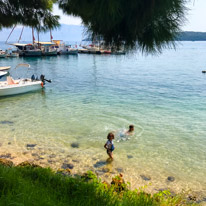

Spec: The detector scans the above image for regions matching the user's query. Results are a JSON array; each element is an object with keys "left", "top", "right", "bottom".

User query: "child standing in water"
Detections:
[{"left": 104, "top": 132, "right": 115, "bottom": 159}]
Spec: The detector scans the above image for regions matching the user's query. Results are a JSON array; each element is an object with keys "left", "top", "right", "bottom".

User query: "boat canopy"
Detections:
[
  {"left": 34, "top": 41, "right": 55, "bottom": 46},
  {"left": 11, "top": 43, "right": 27, "bottom": 47}
]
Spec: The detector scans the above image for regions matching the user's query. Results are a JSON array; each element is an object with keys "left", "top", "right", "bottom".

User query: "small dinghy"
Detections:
[{"left": 0, "top": 63, "right": 51, "bottom": 97}]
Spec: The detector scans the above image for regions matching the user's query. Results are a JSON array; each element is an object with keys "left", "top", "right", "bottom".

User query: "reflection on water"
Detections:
[{"left": 0, "top": 42, "right": 206, "bottom": 198}]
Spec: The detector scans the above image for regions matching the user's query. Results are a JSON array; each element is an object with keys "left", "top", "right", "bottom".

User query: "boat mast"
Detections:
[
  {"left": 32, "top": 27, "right": 35, "bottom": 44},
  {"left": 50, "top": 30, "right": 53, "bottom": 42},
  {"left": 18, "top": 26, "right": 24, "bottom": 43},
  {"left": 5, "top": 25, "right": 16, "bottom": 44}
]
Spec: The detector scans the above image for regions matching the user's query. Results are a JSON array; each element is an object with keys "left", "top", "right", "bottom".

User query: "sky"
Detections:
[{"left": 53, "top": 1, "right": 206, "bottom": 32}]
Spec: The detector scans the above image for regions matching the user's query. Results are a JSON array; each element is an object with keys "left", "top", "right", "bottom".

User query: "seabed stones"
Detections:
[
  {"left": 127, "top": 155, "right": 133, "bottom": 159},
  {"left": 167, "top": 176, "right": 175, "bottom": 182},
  {"left": 26, "top": 144, "right": 37, "bottom": 149},
  {"left": 0, "top": 120, "right": 14, "bottom": 125},
  {"left": 140, "top": 175, "right": 151, "bottom": 181},
  {"left": 61, "top": 163, "right": 74, "bottom": 169},
  {"left": 71, "top": 143, "right": 79, "bottom": 148}
]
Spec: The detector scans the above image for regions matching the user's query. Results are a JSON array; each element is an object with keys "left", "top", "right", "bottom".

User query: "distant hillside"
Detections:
[
  {"left": 1, "top": 25, "right": 206, "bottom": 42},
  {"left": 0, "top": 24, "right": 84, "bottom": 42},
  {"left": 177, "top": 31, "right": 206, "bottom": 41}
]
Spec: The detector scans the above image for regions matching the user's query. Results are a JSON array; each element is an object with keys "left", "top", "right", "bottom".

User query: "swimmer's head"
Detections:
[
  {"left": 107, "top": 132, "right": 114, "bottom": 140},
  {"left": 128, "top": 125, "right": 134, "bottom": 132}
]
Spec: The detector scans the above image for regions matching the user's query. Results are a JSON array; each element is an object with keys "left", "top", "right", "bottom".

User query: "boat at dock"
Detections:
[
  {"left": 35, "top": 41, "right": 57, "bottom": 56},
  {"left": 0, "top": 49, "right": 7, "bottom": 58},
  {"left": 52, "top": 40, "right": 78, "bottom": 55},
  {"left": 11, "top": 43, "right": 42, "bottom": 57},
  {"left": 6, "top": 48, "right": 19, "bottom": 57},
  {"left": 0, "top": 63, "right": 51, "bottom": 97}
]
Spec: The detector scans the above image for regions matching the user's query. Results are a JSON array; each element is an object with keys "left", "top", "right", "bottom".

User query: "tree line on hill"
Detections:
[{"left": 177, "top": 32, "right": 206, "bottom": 41}]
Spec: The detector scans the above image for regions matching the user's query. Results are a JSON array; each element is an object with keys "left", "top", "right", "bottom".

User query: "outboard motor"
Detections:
[
  {"left": 31, "top": 74, "right": 35, "bottom": 81},
  {"left": 40, "top": 74, "right": 52, "bottom": 85}
]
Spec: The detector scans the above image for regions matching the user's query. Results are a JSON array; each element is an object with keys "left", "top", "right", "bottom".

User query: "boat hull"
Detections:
[
  {"left": 0, "top": 81, "right": 42, "bottom": 97},
  {"left": 0, "top": 54, "right": 6, "bottom": 58},
  {"left": 60, "top": 50, "right": 78, "bottom": 55},
  {"left": 43, "top": 51, "right": 57, "bottom": 56},
  {"left": 24, "top": 51, "right": 42, "bottom": 57}
]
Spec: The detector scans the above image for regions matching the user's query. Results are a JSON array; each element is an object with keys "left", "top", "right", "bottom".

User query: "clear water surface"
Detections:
[{"left": 0, "top": 41, "right": 205, "bottom": 196}]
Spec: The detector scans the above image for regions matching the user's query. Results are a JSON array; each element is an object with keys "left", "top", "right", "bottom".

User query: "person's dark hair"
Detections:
[
  {"left": 107, "top": 132, "right": 114, "bottom": 140},
  {"left": 129, "top": 125, "right": 134, "bottom": 129}
]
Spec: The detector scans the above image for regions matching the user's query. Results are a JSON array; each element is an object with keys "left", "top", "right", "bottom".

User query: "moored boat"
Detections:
[
  {"left": 0, "top": 71, "right": 8, "bottom": 79},
  {"left": 0, "top": 63, "right": 51, "bottom": 97},
  {"left": 11, "top": 43, "right": 42, "bottom": 57},
  {"left": 0, "top": 66, "right": 11, "bottom": 71},
  {"left": 6, "top": 48, "right": 19, "bottom": 57},
  {"left": 35, "top": 41, "right": 57, "bottom": 56},
  {"left": 0, "top": 49, "right": 7, "bottom": 58},
  {"left": 52, "top": 40, "right": 78, "bottom": 55}
]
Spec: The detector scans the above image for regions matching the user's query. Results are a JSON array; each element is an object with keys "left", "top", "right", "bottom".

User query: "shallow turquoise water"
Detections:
[{"left": 0, "top": 42, "right": 206, "bottom": 195}]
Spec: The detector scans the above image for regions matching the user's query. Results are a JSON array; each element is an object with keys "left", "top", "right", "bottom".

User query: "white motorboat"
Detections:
[
  {"left": 0, "top": 49, "right": 7, "bottom": 58},
  {"left": 0, "top": 66, "right": 11, "bottom": 71},
  {"left": 0, "top": 63, "right": 51, "bottom": 97},
  {"left": 52, "top": 40, "right": 78, "bottom": 55},
  {"left": 0, "top": 71, "right": 8, "bottom": 79},
  {"left": 6, "top": 48, "right": 19, "bottom": 57}
]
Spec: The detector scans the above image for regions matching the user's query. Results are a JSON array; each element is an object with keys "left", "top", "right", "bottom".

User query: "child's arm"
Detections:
[{"left": 104, "top": 143, "right": 107, "bottom": 149}]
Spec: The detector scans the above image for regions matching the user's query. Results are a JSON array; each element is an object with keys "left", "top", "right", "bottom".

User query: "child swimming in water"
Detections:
[
  {"left": 126, "top": 125, "right": 134, "bottom": 135},
  {"left": 104, "top": 132, "right": 115, "bottom": 159}
]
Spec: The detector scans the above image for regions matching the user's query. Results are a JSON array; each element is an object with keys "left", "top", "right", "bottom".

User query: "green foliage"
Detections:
[
  {"left": 0, "top": 165, "right": 197, "bottom": 206},
  {"left": 59, "top": 0, "right": 188, "bottom": 52},
  {"left": 0, "top": 0, "right": 59, "bottom": 30}
]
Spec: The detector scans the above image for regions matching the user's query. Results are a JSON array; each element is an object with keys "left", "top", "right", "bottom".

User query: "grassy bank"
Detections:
[{"left": 0, "top": 163, "right": 195, "bottom": 206}]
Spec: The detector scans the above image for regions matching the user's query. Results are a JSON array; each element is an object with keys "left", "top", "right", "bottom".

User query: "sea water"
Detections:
[{"left": 0, "top": 41, "right": 205, "bottom": 197}]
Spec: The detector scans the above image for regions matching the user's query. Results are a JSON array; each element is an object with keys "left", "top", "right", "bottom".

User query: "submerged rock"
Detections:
[
  {"left": 0, "top": 158, "right": 13, "bottom": 167},
  {"left": 71, "top": 143, "right": 79, "bottom": 148},
  {"left": 47, "top": 159, "right": 55, "bottom": 164},
  {"left": 0, "top": 153, "right": 12, "bottom": 159},
  {"left": 0, "top": 143, "right": 2, "bottom": 147},
  {"left": 167, "top": 176, "right": 175, "bottom": 182},
  {"left": 8, "top": 142, "right": 11, "bottom": 145},
  {"left": 61, "top": 163, "right": 74, "bottom": 169},
  {"left": 127, "top": 155, "right": 133, "bottom": 159},
  {"left": 140, "top": 175, "right": 151, "bottom": 181},
  {"left": 102, "top": 168, "right": 110, "bottom": 173},
  {"left": 72, "top": 159, "right": 79, "bottom": 163},
  {"left": 26, "top": 144, "right": 37, "bottom": 148},
  {"left": 0, "top": 121, "right": 14, "bottom": 125},
  {"left": 31, "top": 153, "right": 39, "bottom": 157},
  {"left": 49, "top": 154, "right": 56, "bottom": 158},
  {"left": 116, "top": 168, "right": 124, "bottom": 173},
  {"left": 94, "top": 161, "right": 107, "bottom": 168}
]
